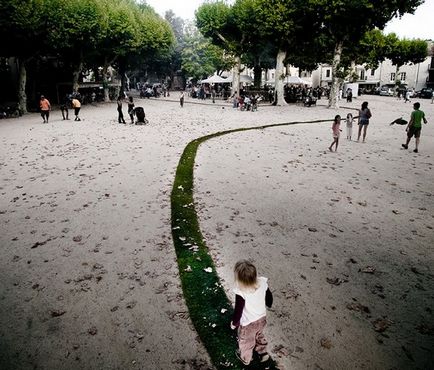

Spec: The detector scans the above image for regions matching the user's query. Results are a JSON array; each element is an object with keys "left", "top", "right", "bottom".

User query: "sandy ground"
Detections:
[{"left": 0, "top": 94, "right": 433, "bottom": 370}]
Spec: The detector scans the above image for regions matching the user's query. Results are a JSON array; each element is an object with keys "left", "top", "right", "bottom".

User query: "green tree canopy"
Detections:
[{"left": 181, "top": 26, "right": 232, "bottom": 81}]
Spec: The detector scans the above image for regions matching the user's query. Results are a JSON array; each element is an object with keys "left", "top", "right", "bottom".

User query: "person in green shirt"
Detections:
[{"left": 402, "top": 102, "right": 428, "bottom": 153}]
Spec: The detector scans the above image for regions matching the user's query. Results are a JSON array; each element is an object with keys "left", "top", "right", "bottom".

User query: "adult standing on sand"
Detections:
[
  {"left": 180, "top": 91, "right": 185, "bottom": 108},
  {"left": 60, "top": 94, "right": 70, "bottom": 120},
  {"left": 357, "top": 101, "right": 372, "bottom": 142},
  {"left": 39, "top": 95, "right": 51, "bottom": 123},
  {"left": 402, "top": 102, "right": 428, "bottom": 153},
  {"left": 116, "top": 96, "right": 126, "bottom": 124},
  {"left": 71, "top": 97, "right": 81, "bottom": 121}
]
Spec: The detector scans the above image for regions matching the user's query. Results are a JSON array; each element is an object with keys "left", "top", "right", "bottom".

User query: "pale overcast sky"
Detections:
[{"left": 145, "top": 0, "right": 433, "bottom": 40}]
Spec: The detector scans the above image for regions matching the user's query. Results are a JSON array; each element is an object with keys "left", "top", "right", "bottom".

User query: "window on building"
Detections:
[
  {"left": 400, "top": 72, "right": 406, "bottom": 81},
  {"left": 390, "top": 73, "right": 395, "bottom": 81},
  {"left": 360, "top": 70, "right": 365, "bottom": 80},
  {"left": 371, "top": 69, "right": 375, "bottom": 76},
  {"left": 326, "top": 69, "right": 331, "bottom": 78}
]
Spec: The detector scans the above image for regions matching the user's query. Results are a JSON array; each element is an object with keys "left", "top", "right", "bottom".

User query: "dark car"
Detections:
[{"left": 419, "top": 88, "right": 433, "bottom": 99}]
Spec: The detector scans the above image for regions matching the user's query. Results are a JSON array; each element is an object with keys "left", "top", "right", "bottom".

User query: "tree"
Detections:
[
  {"left": 317, "top": 0, "right": 424, "bottom": 109},
  {"left": 384, "top": 35, "right": 428, "bottom": 85},
  {"left": 132, "top": 4, "right": 175, "bottom": 88},
  {"left": 0, "top": 0, "right": 48, "bottom": 113},
  {"left": 164, "top": 10, "right": 185, "bottom": 84},
  {"left": 257, "top": 0, "right": 324, "bottom": 105},
  {"left": 45, "top": 0, "right": 103, "bottom": 92},
  {"left": 181, "top": 27, "right": 232, "bottom": 81},
  {"left": 196, "top": 1, "right": 242, "bottom": 95},
  {"left": 94, "top": 0, "right": 142, "bottom": 101}
]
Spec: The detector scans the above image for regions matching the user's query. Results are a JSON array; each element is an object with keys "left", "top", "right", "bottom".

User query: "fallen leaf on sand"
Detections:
[
  {"left": 360, "top": 266, "right": 375, "bottom": 274},
  {"left": 346, "top": 302, "right": 370, "bottom": 314},
  {"left": 308, "top": 227, "right": 318, "bottom": 232},
  {"left": 410, "top": 267, "right": 423, "bottom": 275},
  {"left": 31, "top": 240, "right": 49, "bottom": 249},
  {"left": 372, "top": 318, "right": 393, "bottom": 332},
  {"left": 272, "top": 344, "right": 291, "bottom": 357},
  {"left": 88, "top": 327, "right": 98, "bottom": 335},
  {"left": 72, "top": 235, "right": 82, "bottom": 242},
  {"left": 50, "top": 309, "right": 66, "bottom": 317},
  {"left": 320, "top": 338, "right": 333, "bottom": 349},
  {"left": 326, "top": 277, "right": 344, "bottom": 286}
]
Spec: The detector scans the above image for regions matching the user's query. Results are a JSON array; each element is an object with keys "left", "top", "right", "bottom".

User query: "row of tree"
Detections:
[
  {"left": 0, "top": 0, "right": 429, "bottom": 113},
  {"left": 195, "top": 0, "right": 429, "bottom": 108},
  {"left": 0, "top": 0, "right": 175, "bottom": 113}
]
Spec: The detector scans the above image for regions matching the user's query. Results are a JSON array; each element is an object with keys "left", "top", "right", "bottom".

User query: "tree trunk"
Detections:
[
  {"left": 350, "top": 60, "right": 356, "bottom": 82},
  {"left": 328, "top": 41, "right": 343, "bottom": 109},
  {"left": 253, "top": 57, "right": 262, "bottom": 89},
  {"left": 17, "top": 58, "right": 27, "bottom": 115},
  {"left": 103, "top": 59, "right": 110, "bottom": 102},
  {"left": 119, "top": 59, "right": 126, "bottom": 96},
  {"left": 395, "top": 65, "right": 400, "bottom": 87},
  {"left": 275, "top": 49, "right": 287, "bottom": 106},
  {"left": 231, "top": 56, "right": 241, "bottom": 97},
  {"left": 72, "top": 50, "right": 83, "bottom": 93}
]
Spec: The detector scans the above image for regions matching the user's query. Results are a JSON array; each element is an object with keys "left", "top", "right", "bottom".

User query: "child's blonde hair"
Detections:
[{"left": 234, "top": 260, "right": 257, "bottom": 287}]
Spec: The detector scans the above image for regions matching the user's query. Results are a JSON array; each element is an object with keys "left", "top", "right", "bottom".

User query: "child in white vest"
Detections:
[{"left": 230, "top": 260, "right": 273, "bottom": 365}]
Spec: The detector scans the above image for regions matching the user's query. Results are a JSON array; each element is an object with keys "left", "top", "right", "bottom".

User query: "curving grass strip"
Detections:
[{"left": 171, "top": 118, "right": 333, "bottom": 369}]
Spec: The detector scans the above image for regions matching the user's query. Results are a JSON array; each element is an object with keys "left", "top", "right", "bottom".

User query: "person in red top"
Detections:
[{"left": 39, "top": 95, "right": 51, "bottom": 123}]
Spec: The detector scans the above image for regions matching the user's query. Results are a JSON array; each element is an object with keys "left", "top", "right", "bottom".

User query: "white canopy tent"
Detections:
[
  {"left": 200, "top": 75, "right": 229, "bottom": 84},
  {"left": 226, "top": 74, "right": 254, "bottom": 83},
  {"left": 265, "top": 76, "right": 311, "bottom": 85}
]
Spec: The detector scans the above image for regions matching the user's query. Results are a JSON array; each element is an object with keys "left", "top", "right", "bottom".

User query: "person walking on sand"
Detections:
[
  {"left": 357, "top": 101, "right": 372, "bottom": 142},
  {"left": 71, "top": 97, "right": 81, "bottom": 121},
  {"left": 60, "top": 94, "right": 70, "bottom": 120},
  {"left": 404, "top": 89, "right": 411, "bottom": 103},
  {"left": 329, "top": 115, "right": 341, "bottom": 152},
  {"left": 230, "top": 260, "right": 273, "bottom": 366},
  {"left": 39, "top": 95, "right": 51, "bottom": 123},
  {"left": 402, "top": 102, "right": 428, "bottom": 153},
  {"left": 180, "top": 91, "right": 185, "bottom": 107},
  {"left": 346, "top": 113, "right": 354, "bottom": 140},
  {"left": 117, "top": 96, "right": 126, "bottom": 124},
  {"left": 127, "top": 96, "right": 135, "bottom": 124}
]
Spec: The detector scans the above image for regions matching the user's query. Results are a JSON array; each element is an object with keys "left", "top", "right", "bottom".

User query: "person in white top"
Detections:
[{"left": 230, "top": 260, "right": 273, "bottom": 365}]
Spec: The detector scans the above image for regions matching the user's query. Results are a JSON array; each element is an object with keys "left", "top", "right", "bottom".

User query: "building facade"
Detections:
[
  {"left": 258, "top": 40, "right": 434, "bottom": 92},
  {"left": 311, "top": 56, "right": 432, "bottom": 91}
]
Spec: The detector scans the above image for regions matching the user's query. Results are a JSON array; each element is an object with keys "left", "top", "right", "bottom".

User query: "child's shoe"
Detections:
[
  {"left": 235, "top": 350, "right": 250, "bottom": 366},
  {"left": 413, "top": 148, "right": 418, "bottom": 153},
  {"left": 259, "top": 352, "right": 270, "bottom": 362},
  {"left": 402, "top": 144, "right": 408, "bottom": 149}
]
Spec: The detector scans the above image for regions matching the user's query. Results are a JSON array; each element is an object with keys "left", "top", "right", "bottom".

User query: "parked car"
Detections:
[
  {"left": 419, "top": 87, "right": 433, "bottom": 99},
  {"left": 379, "top": 86, "right": 394, "bottom": 96}
]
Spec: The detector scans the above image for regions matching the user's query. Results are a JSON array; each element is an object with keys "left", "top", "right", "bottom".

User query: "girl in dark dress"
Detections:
[{"left": 127, "top": 96, "right": 135, "bottom": 124}]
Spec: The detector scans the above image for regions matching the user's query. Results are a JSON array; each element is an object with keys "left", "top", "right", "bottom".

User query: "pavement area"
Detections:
[{"left": 1, "top": 93, "right": 433, "bottom": 369}]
